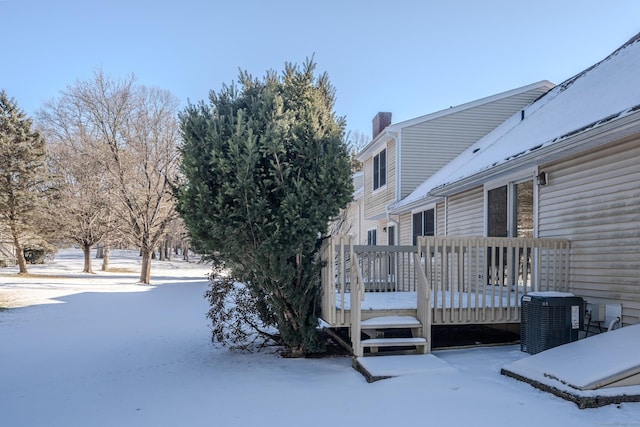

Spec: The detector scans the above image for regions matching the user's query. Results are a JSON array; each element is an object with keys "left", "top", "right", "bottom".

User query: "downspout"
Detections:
[
  {"left": 444, "top": 196, "right": 449, "bottom": 235},
  {"left": 391, "top": 130, "right": 401, "bottom": 203},
  {"left": 385, "top": 210, "right": 400, "bottom": 244},
  {"left": 389, "top": 130, "right": 401, "bottom": 244},
  {"left": 534, "top": 168, "right": 541, "bottom": 238}
]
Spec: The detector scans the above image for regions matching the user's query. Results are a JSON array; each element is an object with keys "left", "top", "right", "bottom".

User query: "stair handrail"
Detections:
[
  {"left": 414, "top": 251, "right": 432, "bottom": 354},
  {"left": 349, "top": 250, "right": 365, "bottom": 357}
]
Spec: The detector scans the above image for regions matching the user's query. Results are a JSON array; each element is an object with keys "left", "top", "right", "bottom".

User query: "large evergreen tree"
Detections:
[
  {"left": 178, "top": 60, "right": 352, "bottom": 356},
  {"left": 0, "top": 90, "right": 48, "bottom": 274}
]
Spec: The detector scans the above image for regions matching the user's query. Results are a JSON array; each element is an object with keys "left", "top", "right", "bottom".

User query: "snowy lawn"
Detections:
[{"left": 1, "top": 249, "right": 639, "bottom": 426}]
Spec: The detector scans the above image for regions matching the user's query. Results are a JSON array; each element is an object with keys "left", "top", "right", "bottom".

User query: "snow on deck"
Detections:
[{"left": 336, "top": 290, "right": 520, "bottom": 310}]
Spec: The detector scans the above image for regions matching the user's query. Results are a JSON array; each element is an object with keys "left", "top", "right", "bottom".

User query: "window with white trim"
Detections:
[
  {"left": 367, "top": 229, "right": 377, "bottom": 245},
  {"left": 373, "top": 149, "right": 386, "bottom": 190},
  {"left": 486, "top": 180, "right": 533, "bottom": 238},
  {"left": 485, "top": 179, "right": 534, "bottom": 286},
  {"left": 412, "top": 208, "right": 435, "bottom": 245}
]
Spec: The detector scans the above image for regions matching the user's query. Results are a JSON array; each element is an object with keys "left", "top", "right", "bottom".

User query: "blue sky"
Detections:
[{"left": 1, "top": 0, "right": 639, "bottom": 139}]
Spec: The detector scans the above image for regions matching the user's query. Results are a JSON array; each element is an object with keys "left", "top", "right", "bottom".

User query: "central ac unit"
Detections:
[{"left": 521, "top": 293, "right": 584, "bottom": 355}]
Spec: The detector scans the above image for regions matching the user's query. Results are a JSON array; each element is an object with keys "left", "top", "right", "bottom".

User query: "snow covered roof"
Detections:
[{"left": 390, "top": 32, "right": 640, "bottom": 213}]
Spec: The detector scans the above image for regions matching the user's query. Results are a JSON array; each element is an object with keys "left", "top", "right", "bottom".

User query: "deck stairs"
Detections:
[{"left": 359, "top": 315, "right": 428, "bottom": 355}]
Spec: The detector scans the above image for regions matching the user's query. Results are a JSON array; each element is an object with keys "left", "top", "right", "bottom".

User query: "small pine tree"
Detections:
[
  {"left": 178, "top": 60, "right": 353, "bottom": 356},
  {"left": 0, "top": 90, "right": 48, "bottom": 274}
]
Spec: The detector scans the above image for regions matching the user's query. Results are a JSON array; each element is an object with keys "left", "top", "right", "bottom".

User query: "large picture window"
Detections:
[
  {"left": 373, "top": 149, "right": 386, "bottom": 190},
  {"left": 412, "top": 208, "right": 435, "bottom": 245}
]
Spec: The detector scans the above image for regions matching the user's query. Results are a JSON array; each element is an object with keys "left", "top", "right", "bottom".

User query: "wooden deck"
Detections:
[{"left": 320, "top": 235, "right": 571, "bottom": 356}]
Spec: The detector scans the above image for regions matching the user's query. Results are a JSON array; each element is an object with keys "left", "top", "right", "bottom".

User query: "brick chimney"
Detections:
[{"left": 372, "top": 112, "right": 392, "bottom": 139}]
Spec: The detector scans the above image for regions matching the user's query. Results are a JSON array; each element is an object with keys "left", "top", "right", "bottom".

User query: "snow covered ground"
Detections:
[{"left": 1, "top": 249, "right": 639, "bottom": 426}]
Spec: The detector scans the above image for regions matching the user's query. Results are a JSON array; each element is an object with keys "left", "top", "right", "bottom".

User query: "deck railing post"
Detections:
[
  {"left": 414, "top": 247, "right": 431, "bottom": 354},
  {"left": 350, "top": 249, "right": 364, "bottom": 358}
]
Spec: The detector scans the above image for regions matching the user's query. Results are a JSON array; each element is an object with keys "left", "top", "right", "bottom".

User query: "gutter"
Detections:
[{"left": 388, "top": 194, "right": 445, "bottom": 216}]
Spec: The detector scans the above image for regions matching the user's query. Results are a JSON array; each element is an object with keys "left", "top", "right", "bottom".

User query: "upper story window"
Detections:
[
  {"left": 412, "top": 208, "right": 435, "bottom": 245},
  {"left": 373, "top": 149, "right": 386, "bottom": 190}
]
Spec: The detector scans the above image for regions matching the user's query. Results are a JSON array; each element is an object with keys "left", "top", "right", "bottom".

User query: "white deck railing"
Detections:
[
  {"left": 349, "top": 252, "right": 365, "bottom": 357},
  {"left": 418, "top": 236, "right": 571, "bottom": 325},
  {"left": 319, "top": 235, "right": 571, "bottom": 329}
]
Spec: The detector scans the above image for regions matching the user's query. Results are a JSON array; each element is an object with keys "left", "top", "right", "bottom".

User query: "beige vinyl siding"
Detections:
[
  {"left": 364, "top": 139, "right": 396, "bottom": 219},
  {"left": 539, "top": 137, "right": 640, "bottom": 324},
  {"left": 446, "top": 186, "right": 484, "bottom": 236},
  {"left": 399, "top": 90, "right": 548, "bottom": 198},
  {"left": 398, "top": 212, "right": 412, "bottom": 246},
  {"left": 436, "top": 202, "right": 446, "bottom": 235}
]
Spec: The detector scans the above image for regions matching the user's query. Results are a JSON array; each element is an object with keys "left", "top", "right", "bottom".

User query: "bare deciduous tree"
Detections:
[
  {"left": 42, "top": 70, "right": 181, "bottom": 283},
  {"left": 39, "top": 99, "right": 118, "bottom": 273}
]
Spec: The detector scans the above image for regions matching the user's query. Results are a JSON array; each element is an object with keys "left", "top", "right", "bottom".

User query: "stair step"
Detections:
[
  {"left": 361, "top": 337, "right": 427, "bottom": 348},
  {"left": 361, "top": 315, "right": 421, "bottom": 330},
  {"left": 360, "top": 316, "right": 422, "bottom": 329}
]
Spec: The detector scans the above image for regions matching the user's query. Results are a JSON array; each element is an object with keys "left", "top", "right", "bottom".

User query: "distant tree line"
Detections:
[{"left": 0, "top": 70, "right": 186, "bottom": 283}]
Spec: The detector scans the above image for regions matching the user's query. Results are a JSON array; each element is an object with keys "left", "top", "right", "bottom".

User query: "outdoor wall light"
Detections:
[{"left": 537, "top": 171, "right": 548, "bottom": 186}]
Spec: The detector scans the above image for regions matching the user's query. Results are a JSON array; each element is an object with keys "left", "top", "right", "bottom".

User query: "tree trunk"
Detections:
[
  {"left": 82, "top": 243, "right": 94, "bottom": 273},
  {"left": 13, "top": 234, "right": 28, "bottom": 274},
  {"left": 101, "top": 245, "right": 110, "bottom": 271},
  {"left": 96, "top": 246, "right": 103, "bottom": 259},
  {"left": 139, "top": 249, "right": 152, "bottom": 284},
  {"left": 158, "top": 244, "right": 165, "bottom": 261},
  {"left": 164, "top": 238, "right": 170, "bottom": 260},
  {"left": 183, "top": 242, "right": 190, "bottom": 262}
]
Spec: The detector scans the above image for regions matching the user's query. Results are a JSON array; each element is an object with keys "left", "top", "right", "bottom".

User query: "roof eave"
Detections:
[
  {"left": 356, "top": 129, "right": 398, "bottom": 161},
  {"left": 388, "top": 195, "right": 446, "bottom": 215},
  {"left": 430, "top": 109, "right": 640, "bottom": 197}
]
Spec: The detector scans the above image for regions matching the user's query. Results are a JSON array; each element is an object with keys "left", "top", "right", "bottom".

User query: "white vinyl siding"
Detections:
[
  {"left": 364, "top": 140, "right": 396, "bottom": 219},
  {"left": 446, "top": 186, "right": 484, "bottom": 236},
  {"left": 398, "top": 212, "right": 412, "bottom": 246},
  {"left": 539, "top": 138, "right": 640, "bottom": 324},
  {"left": 436, "top": 202, "right": 446, "bottom": 235},
  {"left": 399, "top": 89, "right": 549, "bottom": 198}
]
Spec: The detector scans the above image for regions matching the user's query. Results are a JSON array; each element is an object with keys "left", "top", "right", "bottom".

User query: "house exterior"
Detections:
[
  {"left": 332, "top": 171, "right": 378, "bottom": 244},
  {"left": 0, "top": 232, "right": 16, "bottom": 267},
  {"left": 389, "top": 32, "right": 640, "bottom": 326},
  {"left": 353, "top": 81, "right": 555, "bottom": 247}
]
